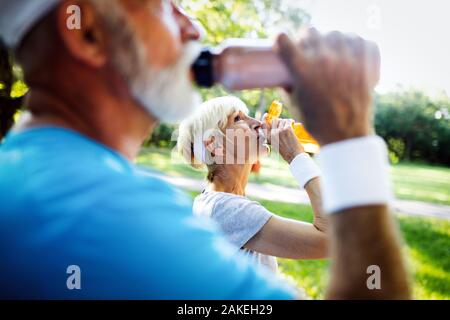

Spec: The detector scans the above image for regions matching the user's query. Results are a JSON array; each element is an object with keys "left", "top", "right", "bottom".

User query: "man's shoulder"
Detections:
[
  {"left": 0, "top": 127, "right": 193, "bottom": 216},
  {"left": 131, "top": 168, "right": 194, "bottom": 211}
]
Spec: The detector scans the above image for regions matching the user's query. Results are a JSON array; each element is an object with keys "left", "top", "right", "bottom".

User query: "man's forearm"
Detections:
[
  {"left": 326, "top": 205, "right": 411, "bottom": 299},
  {"left": 277, "top": 29, "right": 410, "bottom": 300}
]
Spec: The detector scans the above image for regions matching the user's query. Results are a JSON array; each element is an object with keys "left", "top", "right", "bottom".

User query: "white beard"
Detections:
[
  {"left": 94, "top": 0, "right": 203, "bottom": 124},
  {"left": 129, "top": 41, "right": 203, "bottom": 124}
]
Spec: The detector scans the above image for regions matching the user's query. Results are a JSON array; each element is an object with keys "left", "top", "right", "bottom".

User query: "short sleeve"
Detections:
[{"left": 210, "top": 195, "right": 273, "bottom": 250}]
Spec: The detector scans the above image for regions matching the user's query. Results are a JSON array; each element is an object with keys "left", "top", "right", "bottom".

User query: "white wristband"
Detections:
[
  {"left": 289, "top": 153, "right": 321, "bottom": 189},
  {"left": 317, "top": 135, "right": 393, "bottom": 214}
]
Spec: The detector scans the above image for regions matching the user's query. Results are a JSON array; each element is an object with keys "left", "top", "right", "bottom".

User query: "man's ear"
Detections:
[
  {"left": 56, "top": 0, "right": 107, "bottom": 67},
  {"left": 205, "top": 136, "right": 224, "bottom": 157}
]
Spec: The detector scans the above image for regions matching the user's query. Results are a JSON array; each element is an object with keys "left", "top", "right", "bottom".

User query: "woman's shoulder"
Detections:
[
  {"left": 193, "top": 190, "right": 253, "bottom": 217},
  {"left": 195, "top": 190, "right": 253, "bottom": 206},
  {"left": 193, "top": 190, "right": 273, "bottom": 250},
  {"left": 193, "top": 190, "right": 270, "bottom": 218},
  {"left": 197, "top": 190, "right": 248, "bottom": 200}
]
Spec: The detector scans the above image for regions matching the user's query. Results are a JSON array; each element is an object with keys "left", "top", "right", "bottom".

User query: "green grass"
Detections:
[
  {"left": 390, "top": 162, "right": 450, "bottom": 206},
  {"left": 140, "top": 147, "right": 450, "bottom": 299},
  {"left": 138, "top": 147, "right": 450, "bottom": 206},
  {"left": 259, "top": 199, "right": 450, "bottom": 300},
  {"left": 187, "top": 191, "right": 450, "bottom": 300},
  {"left": 138, "top": 146, "right": 205, "bottom": 180},
  {"left": 397, "top": 214, "right": 450, "bottom": 299}
]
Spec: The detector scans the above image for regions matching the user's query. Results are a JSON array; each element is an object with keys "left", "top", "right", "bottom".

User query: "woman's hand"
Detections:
[{"left": 262, "top": 115, "right": 304, "bottom": 163}]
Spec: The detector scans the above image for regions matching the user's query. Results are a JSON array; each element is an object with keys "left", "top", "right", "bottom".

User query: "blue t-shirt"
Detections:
[{"left": 0, "top": 127, "right": 294, "bottom": 299}]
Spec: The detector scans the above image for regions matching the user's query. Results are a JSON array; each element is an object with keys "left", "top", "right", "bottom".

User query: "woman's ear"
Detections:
[{"left": 205, "top": 136, "right": 224, "bottom": 157}]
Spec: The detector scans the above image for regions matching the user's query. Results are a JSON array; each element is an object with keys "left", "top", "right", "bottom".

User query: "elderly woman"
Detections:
[{"left": 178, "top": 96, "right": 328, "bottom": 273}]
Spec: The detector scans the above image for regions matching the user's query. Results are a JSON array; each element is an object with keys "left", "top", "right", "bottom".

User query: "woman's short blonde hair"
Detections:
[{"left": 177, "top": 96, "right": 248, "bottom": 176}]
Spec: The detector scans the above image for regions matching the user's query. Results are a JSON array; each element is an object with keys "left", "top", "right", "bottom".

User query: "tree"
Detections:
[{"left": 374, "top": 90, "right": 450, "bottom": 165}]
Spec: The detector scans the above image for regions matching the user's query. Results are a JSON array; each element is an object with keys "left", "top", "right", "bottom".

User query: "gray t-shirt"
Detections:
[{"left": 193, "top": 190, "right": 278, "bottom": 273}]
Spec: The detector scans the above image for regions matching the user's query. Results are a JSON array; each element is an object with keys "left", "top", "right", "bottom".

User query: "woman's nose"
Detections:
[{"left": 250, "top": 119, "right": 262, "bottom": 132}]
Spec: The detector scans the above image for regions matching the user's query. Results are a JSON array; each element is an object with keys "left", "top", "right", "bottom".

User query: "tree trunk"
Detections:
[
  {"left": 404, "top": 136, "right": 412, "bottom": 161},
  {"left": 0, "top": 41, "right": 23, "bottom": 140},
  {"left": 0, "top": 96, "right": 23, "bottom": 138}
]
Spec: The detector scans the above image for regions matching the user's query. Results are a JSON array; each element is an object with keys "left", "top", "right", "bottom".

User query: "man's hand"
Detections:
[
  {"left": 277, "top": 28, "right": 410, "bottom": 299},
  {"left": 263, "top": 116, "right": 304, "bottom": 163},
  {"left": 277, "top": 29, "right": 380, "bottom": 145}
]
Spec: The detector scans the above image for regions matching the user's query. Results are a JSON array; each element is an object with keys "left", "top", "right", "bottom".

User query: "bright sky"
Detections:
[{"left": 289, "top": 0, "right": 450, "bottom": 96}]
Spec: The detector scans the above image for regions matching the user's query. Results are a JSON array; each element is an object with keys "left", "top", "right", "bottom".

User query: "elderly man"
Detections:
[{"left": 0, "top": 0, "right": 410, "bottom": 299}]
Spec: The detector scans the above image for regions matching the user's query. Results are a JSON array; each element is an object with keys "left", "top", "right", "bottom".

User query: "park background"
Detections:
[{"left": 0, "top": 0, "right": 449, "bottom": 299}]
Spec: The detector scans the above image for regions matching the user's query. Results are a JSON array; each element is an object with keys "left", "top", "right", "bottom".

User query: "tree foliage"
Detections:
[
  {"left": 148, "top": 0, "right": 311, "bottom": 146},
  {"left": 375, "top": 90, "right": 450, "bottom": 165},
  {"left": 1, "top": 1, "right": 448, "bottom": 165}
]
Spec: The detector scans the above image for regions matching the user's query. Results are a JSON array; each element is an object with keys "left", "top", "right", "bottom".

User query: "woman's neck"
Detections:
[{"left": 209, "top": 164, "right": 252, "bottom": 196}]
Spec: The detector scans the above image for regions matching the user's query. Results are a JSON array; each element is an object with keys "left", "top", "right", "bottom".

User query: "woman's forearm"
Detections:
[
  {"left": 244, "top": 171, "right": 329, "bottom": 260},
  {"left": 304, "top": 177, "right": 328, "bottom": 233},
  {"left": 287, "top": 152, "right": 327, "bottom": 233}
]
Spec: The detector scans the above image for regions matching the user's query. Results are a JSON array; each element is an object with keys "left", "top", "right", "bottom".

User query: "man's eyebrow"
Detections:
[
  {"left": 173, "top": 1, "right": 199, "bottom": 21},
  {"left": 172, "top": 0, "right": 182, "bottom": 10}
]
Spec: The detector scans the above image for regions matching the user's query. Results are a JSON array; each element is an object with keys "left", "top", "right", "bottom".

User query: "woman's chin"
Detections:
[
  {"left": 247, "top": 144, "right": 269, "bottom": 163},
  {"left": 258, "top": 144, "right": 270, "bottom": 158}
]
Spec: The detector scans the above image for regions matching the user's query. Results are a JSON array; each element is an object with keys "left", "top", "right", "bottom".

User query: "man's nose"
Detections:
[{"left": 173, "top": 4, "right": 202, "bottom": 43}]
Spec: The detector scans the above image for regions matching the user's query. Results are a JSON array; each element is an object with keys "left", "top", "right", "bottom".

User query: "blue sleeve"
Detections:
[
  {"left": 64, "top": 173, "right": 295, "bottom": 299},
  {"left": 0, "top": 129, "right": 295, "bottom": 299}
]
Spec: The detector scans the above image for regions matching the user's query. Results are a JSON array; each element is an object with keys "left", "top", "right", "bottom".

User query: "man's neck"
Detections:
[
  {"left": 17, "top": 88, "right": 157, "bottom": 161},
  {"left": 209, "top": 164, "right": 252, "bottom": 196}
]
